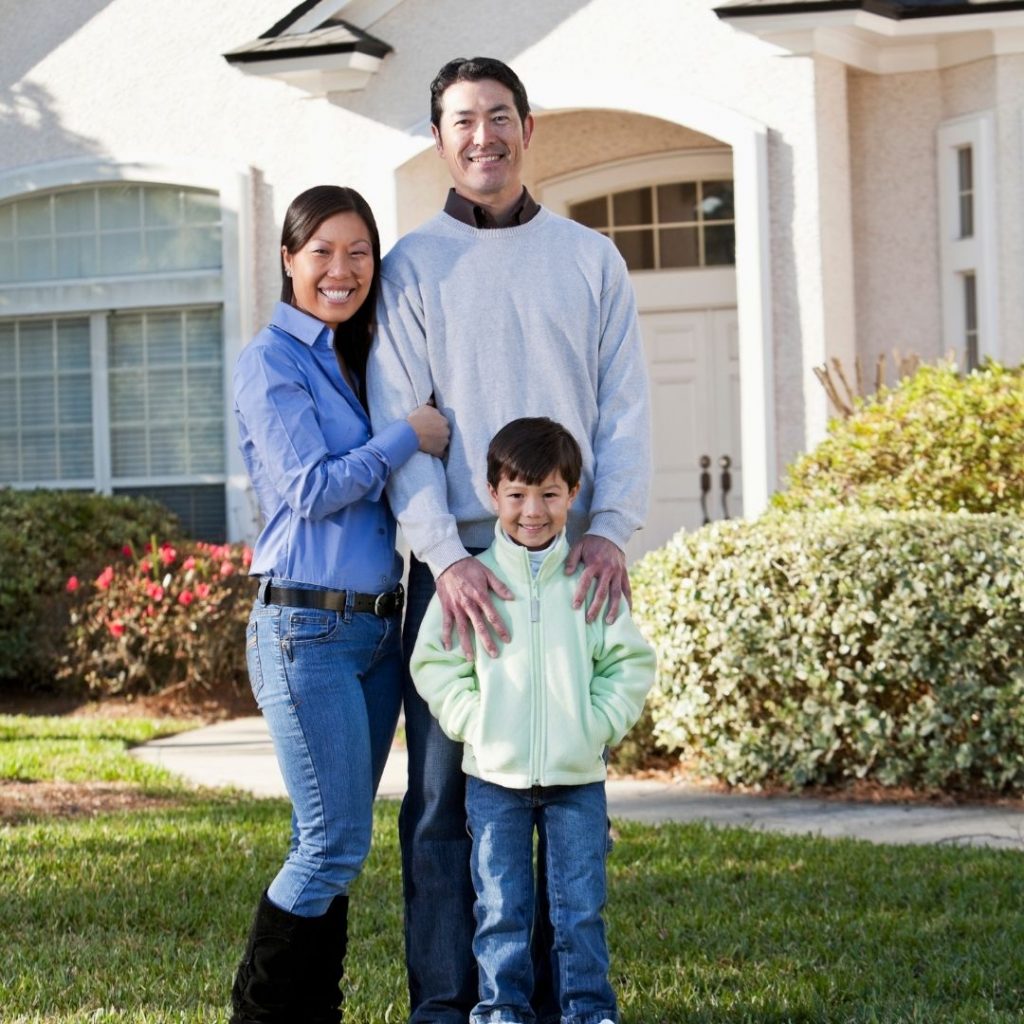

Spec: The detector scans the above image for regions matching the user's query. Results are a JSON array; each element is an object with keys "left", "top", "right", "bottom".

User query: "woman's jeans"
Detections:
[
  {"left": 246, "top": 578, "right": 402, "bottom": 917},
  {"left": 466, "top": 777, "right": 617, "bottom": 1024}
]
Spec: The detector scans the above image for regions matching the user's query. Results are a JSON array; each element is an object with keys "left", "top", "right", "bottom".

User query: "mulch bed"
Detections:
[{"left": 0, "top": 780, "right": 187, "bottom": 824}]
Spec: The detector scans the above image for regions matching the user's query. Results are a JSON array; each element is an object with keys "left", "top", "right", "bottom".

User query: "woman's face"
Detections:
[{"left": 282, "top": 211, "right": 374, "bottom": 329}]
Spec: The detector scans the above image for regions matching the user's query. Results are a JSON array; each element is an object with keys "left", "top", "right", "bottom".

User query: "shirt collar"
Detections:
[
  {"left": 443, "top": 187, "right": 541, "bottom": 229},
  {"left": 270, "top": 300, "right": 333, "bottom": 348}
]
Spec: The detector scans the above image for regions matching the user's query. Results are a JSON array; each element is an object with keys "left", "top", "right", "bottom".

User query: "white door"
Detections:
[{"left": 627, "top": 306, "right": 741, "bottom": 561}]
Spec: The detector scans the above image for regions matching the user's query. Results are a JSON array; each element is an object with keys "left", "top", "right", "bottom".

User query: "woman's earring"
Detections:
[{"left": 285, "top": 268, "right": 292, "bottom": 277}]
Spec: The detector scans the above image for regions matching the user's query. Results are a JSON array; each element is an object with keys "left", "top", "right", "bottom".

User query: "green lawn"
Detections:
[{"left": 2, "top": 715, "right": 1022, "bottom": 1023}]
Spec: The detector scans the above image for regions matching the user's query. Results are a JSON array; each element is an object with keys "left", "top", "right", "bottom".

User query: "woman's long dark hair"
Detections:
[{"left": 280, "top": 185, "right": 382, "bottom": 382}]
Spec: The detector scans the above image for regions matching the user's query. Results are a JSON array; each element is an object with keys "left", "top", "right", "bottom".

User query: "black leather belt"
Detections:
[{"left": 261, "top": 583, "right": 404, "bottom": 617}]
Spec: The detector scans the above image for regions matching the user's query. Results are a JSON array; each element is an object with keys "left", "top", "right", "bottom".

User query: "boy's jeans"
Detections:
[{"left": 466, "top": 777, "right": 618, "bottom": 1024}]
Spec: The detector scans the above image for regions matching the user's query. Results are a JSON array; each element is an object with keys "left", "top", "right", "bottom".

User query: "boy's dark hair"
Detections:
[
  {"left": 487, "top": 417, "right": 582, "bottom": 490},
  {"left": 429, "top": 57, "right": 530, "bottom": 128}
]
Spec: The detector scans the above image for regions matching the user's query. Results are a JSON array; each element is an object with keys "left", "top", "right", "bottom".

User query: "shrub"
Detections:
[
  {"left": 0, "top": 489, "right": 181, "bottom": 689},
  {"left": 776, "top": 361, "right": 1024, "bottom": 514},
  {"left": 630, "top": 510, "right": 1024, "bottom": 795},
  {"left": 59, "top": 539, "right": 253, "bottom": 698}
]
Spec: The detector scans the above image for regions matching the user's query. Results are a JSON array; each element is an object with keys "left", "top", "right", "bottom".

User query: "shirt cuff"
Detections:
[
  {"left": 367, "top": 419, "right": 419, "bottom": 470},
  {"left": 586, "top": 511, "right": 636, "bottom": 552},
  {"left": 422, "top": 535, "right": 473, "bottom": 579}
]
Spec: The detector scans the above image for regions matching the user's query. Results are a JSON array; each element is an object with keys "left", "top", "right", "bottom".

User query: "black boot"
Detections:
[{"left": 230, "top": 890, "right": 349, "bottom": 1024}]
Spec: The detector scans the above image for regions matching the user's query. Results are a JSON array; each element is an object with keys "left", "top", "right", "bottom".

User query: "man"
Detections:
[{"left": 367, "top": 56, "right": 651, "bottom": 1023}]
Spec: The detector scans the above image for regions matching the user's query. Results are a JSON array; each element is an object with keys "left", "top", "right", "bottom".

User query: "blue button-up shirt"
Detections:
[{"left": 234, "top": 302, "right": 419, "bottom": 593}]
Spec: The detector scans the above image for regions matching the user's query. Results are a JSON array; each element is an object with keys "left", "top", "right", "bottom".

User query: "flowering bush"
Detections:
[{"left": 59, "top": 538, "right": 254, "bottom": 697}]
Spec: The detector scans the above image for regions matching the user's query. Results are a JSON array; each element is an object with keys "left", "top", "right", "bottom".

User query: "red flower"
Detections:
[
  {"left": 195, "top": 582, "right": 211, "bottom": 599},
  {"left": 139, "top": 559, "right": 151, "bottom": 575},
  {"left": 107, "top": 619, "right": 126, "bottom": 637},
  {"left": 159, "top": 544, "right": 177, "bottom": 566},
  {"left": 145, "top": 581, "right": 165, "bottom": 601},
  {"left": 66, "top": 576, "right": 80, "bottom": 593},
  {"left": 95, "top": 566, "right": 115, "bottom": 591},
  {"left": 178, "top": 590, "right": 195, "bottom": 606}
]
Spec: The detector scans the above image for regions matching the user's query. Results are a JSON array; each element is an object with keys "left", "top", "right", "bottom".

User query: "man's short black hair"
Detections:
[
  {"left": 487, "top": 417, "right": 582, "bottom": 490},
  {"left": 430, "top": 56, "right": 530, "bottom": 128}
]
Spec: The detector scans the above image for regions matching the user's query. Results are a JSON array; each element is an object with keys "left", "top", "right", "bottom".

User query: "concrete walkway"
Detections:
[{"left": 131, "top": 717, "right": 1024, "bottom": 851}]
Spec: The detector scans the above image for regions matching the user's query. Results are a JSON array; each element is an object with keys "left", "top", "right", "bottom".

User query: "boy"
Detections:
[{"left": 411, "top": 417, "right": 655, "bottom": 1024}]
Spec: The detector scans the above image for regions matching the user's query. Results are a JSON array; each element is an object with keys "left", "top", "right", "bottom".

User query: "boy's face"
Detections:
[{"left": 488, "top": 470, "right": 579, "bottom": 550}]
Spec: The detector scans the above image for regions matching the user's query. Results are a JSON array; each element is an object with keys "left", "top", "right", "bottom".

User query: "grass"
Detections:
[{"left": 2, "top": 716, "right": 1023, "bottom": 1023}]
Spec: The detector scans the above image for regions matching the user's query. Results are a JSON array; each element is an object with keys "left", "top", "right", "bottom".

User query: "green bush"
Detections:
[
  {"left": 59, "top": 539, "right": 252, "bottom": 697},
  {"left": 775, "top": 361, "right": 1024, "bottom": 514},
  {"left": 630, "top": 509, "right": 1024, "bottom": 795},
  {"left": 0, "top": 489, "right": 180, "bottom": 689}
]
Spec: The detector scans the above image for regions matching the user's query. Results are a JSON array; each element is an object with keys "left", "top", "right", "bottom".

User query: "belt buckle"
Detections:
[{"left": 373, "top": 583, "right": 404, "bottom": 617}]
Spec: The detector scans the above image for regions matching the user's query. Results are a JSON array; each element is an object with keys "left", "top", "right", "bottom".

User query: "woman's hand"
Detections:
[{"left": 407, "top": 403, "right": 450, "bottom": 457}]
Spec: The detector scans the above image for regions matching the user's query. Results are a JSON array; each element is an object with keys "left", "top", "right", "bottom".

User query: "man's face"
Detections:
[{"left": 432, "top": 78, "right": 534, "bottom": 212}]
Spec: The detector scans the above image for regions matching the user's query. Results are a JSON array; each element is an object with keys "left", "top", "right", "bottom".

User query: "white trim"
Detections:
[
  {"left": 721, "top": 9, "right": 1024, "bottom": 73},
  {"left": 230, "top": 51, "right": 384, "bottom": 95},
  {"left": 285, "top": 0, "right": 404, "bottom": 33},
  {"left": 0, "top": 156, "right": 254, "bottom": 540},
  {"left": 936, "top": 112, "right": 1000, "bottom": 363},
  {"left": 90, "top": 311, "right": 111, "bottom": 491}
]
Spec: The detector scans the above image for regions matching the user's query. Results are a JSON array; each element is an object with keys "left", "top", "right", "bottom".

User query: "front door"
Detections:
[{"left": 627, "top": 306, "right": 742, "bottom": 561}]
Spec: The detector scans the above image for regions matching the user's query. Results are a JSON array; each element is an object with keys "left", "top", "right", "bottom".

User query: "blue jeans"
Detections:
[
  {"left": 400, "top": 557, "right": 479, "bottom": 1021},
  {"left": 247, "top": 577, "right": 402, "bottom": 917},
  {"left": 466, "top": 779, "right": 616, "bottom": 1024}
]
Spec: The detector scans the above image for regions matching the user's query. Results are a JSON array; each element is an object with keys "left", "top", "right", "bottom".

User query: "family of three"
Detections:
[{"left": 230, "top": 56, "right": 654, "bottom": 1024}]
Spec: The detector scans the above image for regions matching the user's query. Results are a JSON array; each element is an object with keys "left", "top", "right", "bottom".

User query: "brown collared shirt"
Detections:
[{"left": 442, "top": 187, "right": 541, "bottom": 229}]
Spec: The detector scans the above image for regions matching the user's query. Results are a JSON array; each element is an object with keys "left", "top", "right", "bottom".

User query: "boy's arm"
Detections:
[
  {"left": 409, "top": 594, "right": 481, "bottom": 743},
  {"left": 589, "top": 611, "right": 656, "bottom": 747}
]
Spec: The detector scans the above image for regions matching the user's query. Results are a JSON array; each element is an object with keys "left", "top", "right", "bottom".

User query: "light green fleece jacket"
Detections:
[{"left": 410, "top": 525, "right": 656, "bottom": 789}]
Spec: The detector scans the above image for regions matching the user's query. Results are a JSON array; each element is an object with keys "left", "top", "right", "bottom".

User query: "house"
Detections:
[{"left": 2, "top": 0, "right": 1021, "bottom": 556}]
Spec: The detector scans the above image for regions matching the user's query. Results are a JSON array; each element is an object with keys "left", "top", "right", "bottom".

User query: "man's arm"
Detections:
[
  {"left": 368, "top": 271, "right": 512, "bottom": 656},
  {"left": 567, "top": 250, "right": 652, "bottom": 622}
]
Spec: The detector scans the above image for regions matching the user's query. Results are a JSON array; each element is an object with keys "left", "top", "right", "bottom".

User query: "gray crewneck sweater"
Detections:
[{"left": 367, "top": 207, "right": 651, "bottom": 577}]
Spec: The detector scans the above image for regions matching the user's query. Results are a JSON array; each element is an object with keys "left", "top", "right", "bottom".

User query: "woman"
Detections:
[{"left": 230, "top": 185, "right": 448, "bottom": 1023}]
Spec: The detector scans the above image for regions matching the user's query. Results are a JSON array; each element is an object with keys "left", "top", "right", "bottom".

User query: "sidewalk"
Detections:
[{"left": 131, "top": 717, "right": 1024, "bottom": 851}]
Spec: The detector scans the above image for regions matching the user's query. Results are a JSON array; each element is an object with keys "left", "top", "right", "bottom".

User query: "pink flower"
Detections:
[
  {"left": 178, "top": 590, "right": 194, "bottom": 606},
  {"left": 107, "top": 619, "right": 125, "bottom": 637},
  {"left": 182, "top": 556, "right": 196, "bottom": 571},
  {"left": 219, "top": 560, "right": 235, "bottom": 578},
  {"left": 95, "top": 566, "right": 115, "bottom": 591},
  {"left": 159, "top": 544, "right": 177, "bottom": 566},
  {"left": 195, "top": 582, "right": 211, "bottom": 599},
  {"left": 65, "top": 576, "right": 79, "bottom": 593},
  {"left": 242, "top": 547, "right": 253, "bottom": 567},
  {"left": 139, "top": 559, "right": 151, "bottom": 575},
  {"left": 145, "top": 581, "right": 165, "bottom": 601}
]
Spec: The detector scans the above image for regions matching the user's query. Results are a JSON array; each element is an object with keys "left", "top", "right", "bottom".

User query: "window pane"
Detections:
[
  {"left": 659, "top": 227, "right": 699, "bottom": 268},
  {"left": 55, "top": 190, "right": 95, "bottom": 234},
  {"left": 958, "top": 147, "right": 973, "bottom": 192},
  {"left": 109, "top": 370, "right": 146, "bottom": 420},
  {"left": 149, "top": 426, "right": 187, "bottom": 474},
  {"left": 149, "top": 368, "right": 185, "bottom": 420},
  {"left": 147, "top": 312, "right": 184, "bottom": 365},
  {"left": 0, "top": 431, "right": 17, "bottom": 476},
  {"left": 186, "top": 309, "right": 222, "bottom": 361},
  {"left": 145, "top": 188, "right": 181, "bottom": 228},
  {"left": 0, "top": 378, "right": 17, "bottom": 430},
  {"left": 19, "top": 321, "right": 55, "bottom": 373},
  {"left": 959, "top": 193, "right": 974, "bottom": 239},
  {"left": 147, "top": 228, "right": 182, "bottom": 271},
  {"left": 57, "top": 320, "right": 91, "bottom": 370},
  {"left": 21, "top": 432, "right": 57, "bottom": 480},
  {"left": 99, "top": 231, "right": 143, "bottom": 275},
  {"left": 613, "top": 230, "right": 654, "bottom": 270},
  {"left": 115, "top": 483, "right": 226, "bottom": 542},
  {"left": 187, "top": 366, "right": 222, "bottom": 416},
  {"left": 109, "top": 315, "right": 145, "bottom": 367},
  {"left": 18, "top": 196, "right": 52, "bottom": 236},
  {"left": 701, "top": 181, "right": 735, "bottom": 221},
  {"left": 568, "top": 196, "right": 608, "bottom": 230},
  {"left": 657, "top": 182, "right": 698, "bottom": 224},
  {"left": 60, "top": 428, "right": 94, "bottom": 477},
  {"left": 18, "top": 238, "right": 53, "bottom": 280},
  {"left": 189, "top": 421, "right": 224, "bottom": 472},
  {"left": 704, "top": 224, "right": 736, "bottom": 266},
  {"left": 181, "top": 226, "right": 221, "bottom": 269},
  {"left": 0, "top": 204, "right": 12, "bottom": 240},
  {"left": 612, "top": 188, "right": 652, "bottom": 227},
  {"left": 0, "top": 240, "right": 14, "bottom": 281},
  {"left": 184, "top": 191, "right": 221, "bottom": 225},
  {"left": 111, "top": 426, "right": 148, "bottom": 475},
  {"left": 56, "top": 235, "right": 98, "bottom": 278},
  {"left": 20, "top": 377, "right": 56, "bottom": 428},
  {"left": 0, "top": 324, "right": 15, "bottom": 374},
  {"left": 59, "top": 374, "right": 92, "bottom": 425},
  {"left": 99, "top": 186, "right": 142, "bottom": 230}
]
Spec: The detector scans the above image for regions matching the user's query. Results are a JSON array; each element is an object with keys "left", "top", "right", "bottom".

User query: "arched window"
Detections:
[
  {"left": 569, "top": 178, "right": 735, "bottom": 271},
  {"left": 0, "top": 182, "right": 229, "bottom": 540}
]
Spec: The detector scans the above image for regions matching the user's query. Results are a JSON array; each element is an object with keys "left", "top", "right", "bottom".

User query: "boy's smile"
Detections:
[{"left": 488, "top": 470, "right": 579, "bottom": 551}]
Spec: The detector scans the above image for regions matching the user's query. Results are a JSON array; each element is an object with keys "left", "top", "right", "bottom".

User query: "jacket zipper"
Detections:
[{"left": 530, "top": 569, "right": 543, "bottom": 785}]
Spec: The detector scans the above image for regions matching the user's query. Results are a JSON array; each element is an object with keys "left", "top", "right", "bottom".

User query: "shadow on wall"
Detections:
[
  {"left": 0, "top": 0, "right": 114, "bottom": 166},
  {"left": 331, "top": 0, "right": 596, "bottom": 132}
]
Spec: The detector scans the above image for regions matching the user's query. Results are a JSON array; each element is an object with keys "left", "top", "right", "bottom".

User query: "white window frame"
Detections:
[
  {"left": 0, "top": 157, "right": 254, "bottom": 541},
  {"left": 937, "top": 113, "right": 999, "bottom": 366}
]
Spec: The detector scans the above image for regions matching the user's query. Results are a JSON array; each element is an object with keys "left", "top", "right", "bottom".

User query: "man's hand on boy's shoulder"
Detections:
[
  {"left": 436, "top": 557, "right": 514, "bottom": 661},
  {"left": 565, "top": 534, "right": 631, "bottom": 625}
]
